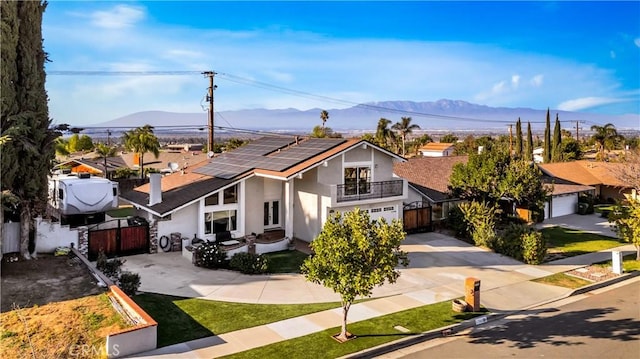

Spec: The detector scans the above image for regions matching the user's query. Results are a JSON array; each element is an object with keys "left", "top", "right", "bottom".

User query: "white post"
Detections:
[{"left": 612, "top": 251, "right": 623, "bottom": 275}]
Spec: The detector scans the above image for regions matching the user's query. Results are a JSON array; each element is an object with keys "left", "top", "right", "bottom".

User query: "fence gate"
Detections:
[
  {"left": 403, "top": 202, "right": 432, "bottom": 233},
  {"left": 88, "top": 219, "right": 149, "bottom": 261}
]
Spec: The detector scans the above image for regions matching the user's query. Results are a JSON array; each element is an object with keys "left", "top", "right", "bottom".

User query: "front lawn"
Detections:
[
  {"left": 532, "top": 273, "right": 591, "bottom": 289},
  {"left": 594, "top": 253, "right": 640, "bottom": 272},
  {"left": 133, "top": 293, "right": 350, "bottom": 347},
  {"left": 221, "top": 300, "right": 485, "bottom": 359},
  {"left": 541, "top": 226, "right": 622, "bottom": 257},
  {"left": 106, "top": 205, "right": 134, "bottom": 218},
  {"left": 264, "top": 250, "right": 309, "bottom": 273}
]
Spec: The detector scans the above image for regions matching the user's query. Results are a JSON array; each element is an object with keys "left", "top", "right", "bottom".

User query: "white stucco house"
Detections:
[
  {"left": 120, "top": 136, "right": 408, "bottom": 257},
  {"left": 418, "top": 142, "right": 455, "bottom": 157}
]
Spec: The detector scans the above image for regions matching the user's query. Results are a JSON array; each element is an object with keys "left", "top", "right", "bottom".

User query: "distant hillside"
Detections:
[{"left": 94, "top": 99, "right": 640, "bottom": 132}]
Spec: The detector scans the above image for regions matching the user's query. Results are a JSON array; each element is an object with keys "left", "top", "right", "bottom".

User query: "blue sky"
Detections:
[{"left": 43, "top": 1, "right": 640, "bottom": 127}]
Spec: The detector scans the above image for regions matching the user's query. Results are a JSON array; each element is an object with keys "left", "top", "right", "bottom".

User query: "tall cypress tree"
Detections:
[
  {"left": 525, "top": 122, "right": 533, "bottom": 161},
  {"left": 515, "top": 118, "right": 523, "bottom": 158},
  {"left": 543, "top": 108, "right": 551, "bottom": 163},
  {"left": 1, "top": 1, "right": 56, "bottom": 259},
  {"left": 552, "top": 114, "right": 562, "bottom": 162}
]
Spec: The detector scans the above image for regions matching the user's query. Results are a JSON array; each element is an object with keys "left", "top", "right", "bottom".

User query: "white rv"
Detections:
[{"left": 48, "top": 172, "right": 119, "bottom": 226}]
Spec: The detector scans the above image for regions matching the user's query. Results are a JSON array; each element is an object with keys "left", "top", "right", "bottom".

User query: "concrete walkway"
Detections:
[
  {"left": 535, "top": 213, "right": 618, "bottom": 238},
  {"left": 126, "top": 229, "right": 635, "bottom": 359}
]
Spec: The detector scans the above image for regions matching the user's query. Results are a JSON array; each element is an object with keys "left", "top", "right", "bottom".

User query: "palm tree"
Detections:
[
  {"left": 374, "top": 118, "right": 393, "bottom": 149},
  {"left": 94, "top": 143, "right": 118, "bottom": 179},
  {"left": 391, "top": 117, "right": 420, "bottom": 156},
  {"left": 320, "top": 110, "right": 329, "bottom": 128},
  {"left": 590, "top": 123, "right": 620, "bottom": 161},
  {"left": 122, "top": 125, "right": 160, "bottom": 178}
]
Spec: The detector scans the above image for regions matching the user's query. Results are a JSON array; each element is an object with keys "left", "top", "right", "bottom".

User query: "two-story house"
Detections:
[{"left": 120, "top": 136, "right": 407, "bottom": 257}]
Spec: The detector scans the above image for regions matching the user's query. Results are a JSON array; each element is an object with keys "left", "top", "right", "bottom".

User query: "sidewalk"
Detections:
[{"left": 128, "top": 238, "right": 636, "bottom": 359}]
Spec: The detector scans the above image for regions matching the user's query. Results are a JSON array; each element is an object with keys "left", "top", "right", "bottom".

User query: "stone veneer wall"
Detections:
[
  {"left": 77, "top": 226, "right": 88, "bottom": 257},
  {"left": 148, "top": 220, "right": 158, "bottom": 254}
]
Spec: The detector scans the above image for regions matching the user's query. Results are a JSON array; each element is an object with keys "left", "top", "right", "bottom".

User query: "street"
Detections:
[{"left": 395, "top": 279, "right": 640, "bottom": 359}]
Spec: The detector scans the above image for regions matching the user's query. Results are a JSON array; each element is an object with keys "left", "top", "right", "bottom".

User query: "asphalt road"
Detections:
[{"left": 398, "top": 279, "right": 640, "bottom": 359}]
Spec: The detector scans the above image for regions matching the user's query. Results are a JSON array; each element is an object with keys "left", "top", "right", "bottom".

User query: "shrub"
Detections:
[
  {"left": 229, "top": 252, "right": 269, "bottom": 274},
  {"left": 459, "top": 201, "right": 498, "bottom": 247},
  {"left": 96, "top": 251, "right": 125, "bottom": 280},
  {"left": 194, "top": 242, "right": 228, "bottom": 269},
  {"left": 522, "top": 231, "right": 546, "bottom": 264},
  {"left": 494, "top": 223, "right": 530, "bottom": 260},
  {"left": 445, "top": 205, "right": 470, "bottom": 239},
  {"left": 471, "top": 223, "right": 497, "bottom": 248},
  {"left": 118, "top": 272, "right": 141, "bottom": 296}
]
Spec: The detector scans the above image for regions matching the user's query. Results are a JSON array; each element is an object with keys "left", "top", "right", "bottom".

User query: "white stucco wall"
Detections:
[
  {"left": 35, "top": 218, "right": 79, "bottom": 253},
  {"left": 294, "top": 168, "right": 322, "bottom": 242},
  {"left": 156, "top": 202, "right": 199, "bottom": 243},
  {"left": 244, "top": 176, "right": 265, "bottom": 235}
]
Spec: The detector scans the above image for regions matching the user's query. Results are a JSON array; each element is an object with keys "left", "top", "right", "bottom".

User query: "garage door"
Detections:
[
  {"left": 551, "top": 194, "right": 578, "bottom": 218},
  {"left": 369, "top": 206, "right": 398, "bottom": 223}
]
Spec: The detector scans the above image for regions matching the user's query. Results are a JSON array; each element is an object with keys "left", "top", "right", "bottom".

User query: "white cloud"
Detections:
[
  {"left": 511, "top": 75, "right": 520, "bottom": 88},
  {"left": 91, "top": 5, "right": 146, "bottom": 29},
  {"left": 610, "top": 50, "right": 616, "bottom": 59},
  {"left": 635, "top": 38, "right": 640, "bottom": 48},
  {"left": 557, "top": 97, "right": 626, "bottom": 111},
  {"left": 530, "top": 75, "right": 544, "bottom": 87}
]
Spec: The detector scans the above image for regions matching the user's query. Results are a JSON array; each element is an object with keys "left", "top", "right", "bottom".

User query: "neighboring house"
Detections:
[
  {"left": 538, "top": 160, "right": 632, "bottom": 202},
  {"left": 393, "top": 156, "right": 468, "bottom": 222},
  {"left": 542, "top": 179, "right": 595, "bottom": 219},
  {"left": 54, "top": 157, "right": 128, "bottom": 178},
  {"left": 120, "top": 148, "right": 210, "bottom": 173},
  {"left": 120, "top": 136, "right": 408, "bottom": 255},
  {"left": 532, "top": 147, "right": 544, "bottom": 163},
  {"left": 419, "top": 142, "right": 455, "bottom": 157}
]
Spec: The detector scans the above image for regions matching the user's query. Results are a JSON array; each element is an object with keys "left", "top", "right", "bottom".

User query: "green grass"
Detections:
[
  {"left": 106, "top": 205, "right": 134, "bottom": 218},
  {"left": 541, "top": 226, "right": 622, "bottom": 257},
  {"left": 532, "top": 273, "right": 591, "bottom": 289},
  {"left": 264, "top": 250, "right": 309, "bottom": 273},
  {"left": 594, "top": 253, "right": 640, "bottom": 272},
  {"left": 133, "top": 293, "right": 352, "bottom": 347},
  {"left": 220, "top": 300, "right": 485, "bottom": 359}
]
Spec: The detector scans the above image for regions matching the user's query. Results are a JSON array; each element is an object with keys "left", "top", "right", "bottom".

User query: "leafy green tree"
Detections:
[
  {"left": 122, "top": 125, "right": 161, "bottom": 179},
  {"left": 440, "top": 133, "right": 459, "bottom": 143},
  {"left": 543, "top": 109, "right": 551, "bottom": 163},
  {"left": 551, "top": 114, "right": 562, "bottom": 162},
  {"left": 525, "top": 122, "right": 533, "bottom": 161},
  {"left": 76, "top": 134, "right": 94, "bottom": 152},
  {"left": 450, "top": 149, "right": 549, "bottom": 218},
  {"left": 94, "top": 143, "right": 118, "bottom": 178},
  {"left": 224, "top": 138, "right": 248, "bottom": 151},
  {"left": 590, "top": 123, "right": 621, "bottom": 161},
  {"left": 560, "top": 138, "right": 583, "bottom": 161},
  {"left": 515, "top": 118, "right": 523, "bottom": 158},
  {"left": 454, "top": 135, "right": 476, "bottom": 155},
  {"left": 458, "top": 201, "right": 497, "bottom": 247},
  {"left": 54, "top": 137, "right": 70, "bottom": 157},
  {"left": 320, "top": 110, "right": 329, "bottom": 128},
  {"left": 391, "top": 117, "right": 420, "bottom": 156},
  {"left": 67, "top": 133, "right": 80, "bottom": 152},
  {"left": 609, "top": 199, "right": 640, "bottom": 260},
  {"left": 1, "top": 1, "right": 57, "bottom": 259},
  {"left": 301, "top": 208, "right": 408, "bottom": 341}
]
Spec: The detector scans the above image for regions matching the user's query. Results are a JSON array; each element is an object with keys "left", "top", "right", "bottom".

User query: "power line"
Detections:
[{"left": 47, "top": 69, "right": 545, "bottom": 124}]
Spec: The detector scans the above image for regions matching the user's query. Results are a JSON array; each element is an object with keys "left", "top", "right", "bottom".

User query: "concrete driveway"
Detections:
[
  {"left": 122, "top": 231, "right": 575, "bottom": 310},
  {"left": 536, "top": 213, "right": 618, "bottom": 238}
]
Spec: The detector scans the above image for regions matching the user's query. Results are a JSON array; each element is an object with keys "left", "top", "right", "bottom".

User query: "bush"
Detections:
[
  {"left": 471, "top": 223, "right": 497, "bottom": 248},
  {"left": 118, "top": 272, "right": 141, "bottom": 296},
  {"left": 229, "top": 252, "right": 269, "bottom": 274},
  {"left": 445, "top": 205, "right": 470, "bottom": 239},
  {"left": 96, "top": 251, "right": 125, "bottom": 280},
  {"left": 194, "top": 242, "right": 228, "bottom": 269},
  {"left": 522, "top": 231, "right": 547, "bottom": 264},
  {"left": 459, "top": 201, "right": 498, "bottom": 247},
  {"left": 494, "top": 223, "right": 530, "bottom": 260}
]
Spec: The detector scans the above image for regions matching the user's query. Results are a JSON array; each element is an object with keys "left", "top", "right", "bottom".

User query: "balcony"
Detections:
[{"left": 336, "top": 179, "right": 404, "bottom": 203}]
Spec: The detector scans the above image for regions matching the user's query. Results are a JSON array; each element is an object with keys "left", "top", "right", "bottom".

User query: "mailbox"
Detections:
[{"left": 465, "top": 277, "right": 481, "bottom": 312}]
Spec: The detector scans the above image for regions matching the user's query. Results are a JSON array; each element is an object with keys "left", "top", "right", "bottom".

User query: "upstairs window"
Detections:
[{"left": 344, "top": 167, "right": 371, "bottom": 196}]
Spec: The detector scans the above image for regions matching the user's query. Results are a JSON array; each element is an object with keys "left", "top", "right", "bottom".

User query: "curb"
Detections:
[{"left": 343, "top": 271, "right": 639, "bottom": 359}]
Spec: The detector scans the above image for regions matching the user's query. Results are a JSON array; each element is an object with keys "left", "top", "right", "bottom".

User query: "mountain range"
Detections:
[{"left": 94, "top": 99, "right": 639, "bottom": 133}]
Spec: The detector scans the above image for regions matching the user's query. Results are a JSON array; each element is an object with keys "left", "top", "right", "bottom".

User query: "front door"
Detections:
[{"left": 264, "top": 200, "right": 280, "bottom": 229}]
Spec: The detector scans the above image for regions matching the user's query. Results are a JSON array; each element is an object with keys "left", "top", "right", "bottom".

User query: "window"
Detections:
[
  {"left": 58, "top": 189, "right": 64, "bottom": 200},
  {"left": 205, "top": 193, "right": 219, "bottom": 206},
  {"left": 223, "top": 185, "right": 237, "bottom": 204},
  {"left": 204, "top": 210, "right": 237, "bottom": 234},
  {"left": 344, "top": 166, "right": 371, "bottom": 196}
]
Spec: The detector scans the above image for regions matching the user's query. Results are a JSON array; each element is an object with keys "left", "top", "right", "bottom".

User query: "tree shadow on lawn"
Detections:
[{"left": 133, "top": 293, "right": 213, "bottom": 347}]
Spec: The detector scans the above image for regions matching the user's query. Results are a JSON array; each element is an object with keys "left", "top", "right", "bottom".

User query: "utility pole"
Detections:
[
  {"left": 508, "top": 124, "right": 513, "bottom": 156},
  {"left": 202, "top": 71, "right": 217, "bottom": 153},
  {"left": 576, "top": 121, "right": 580, "bottom": 142}
]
